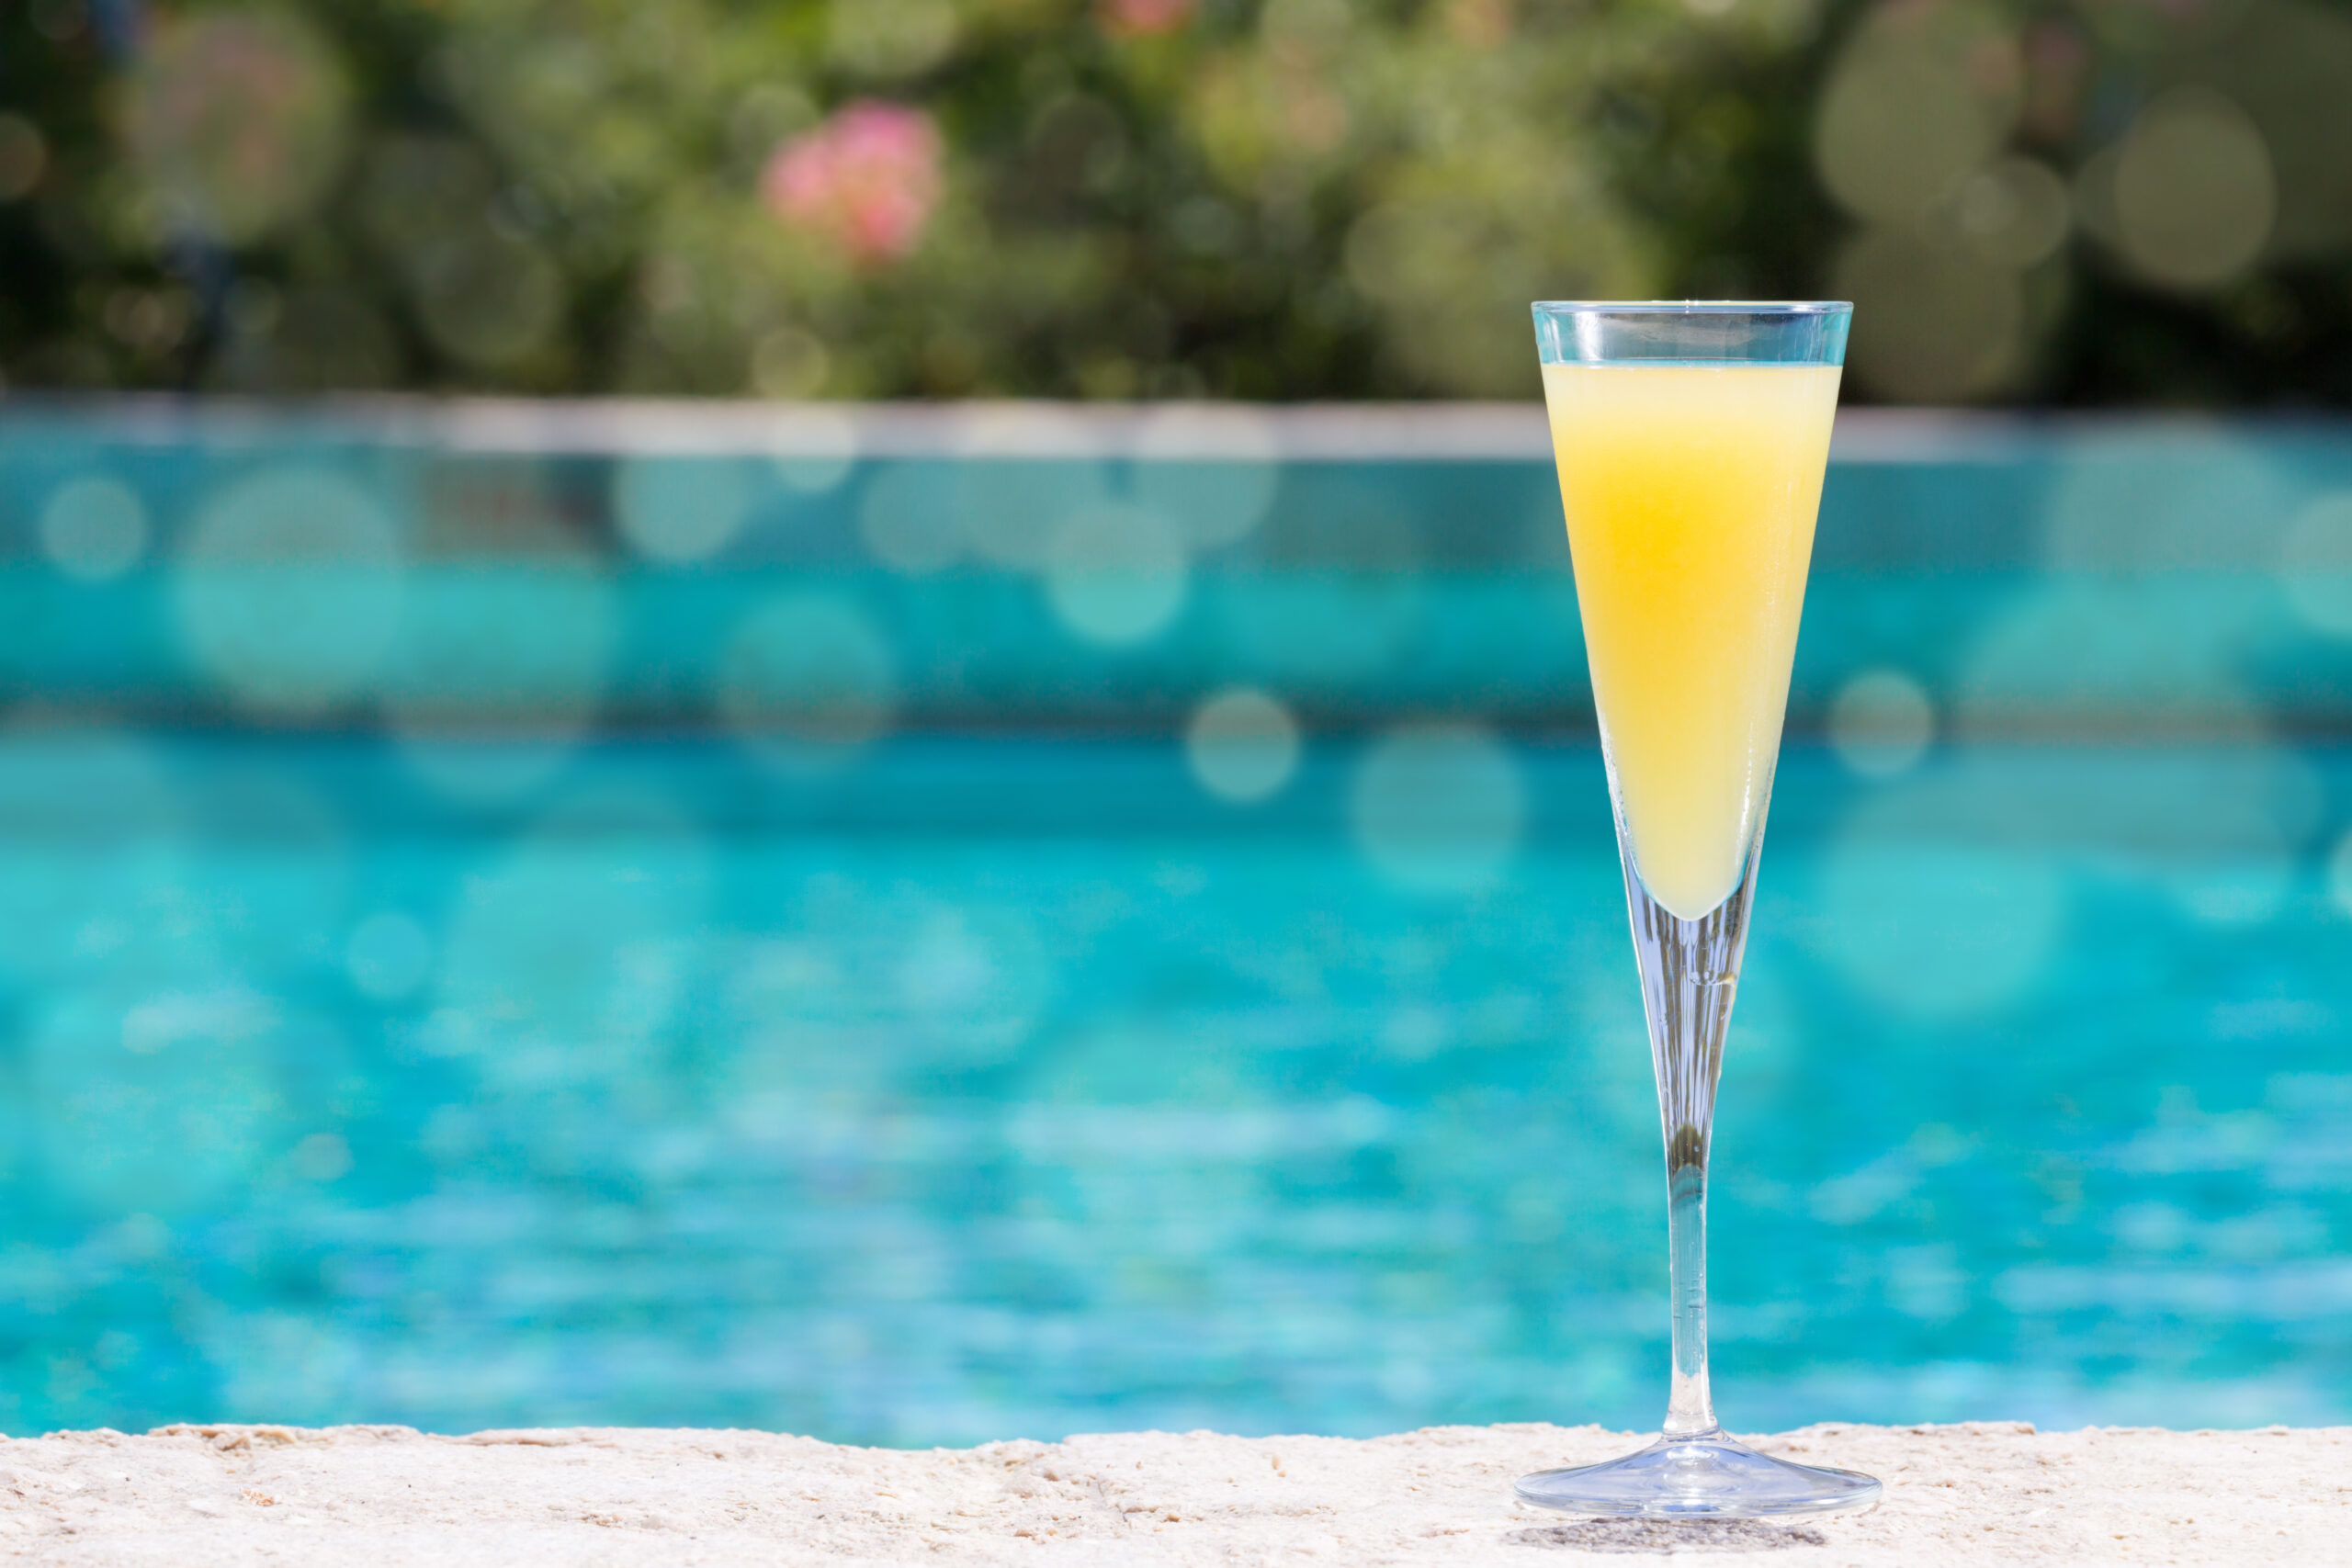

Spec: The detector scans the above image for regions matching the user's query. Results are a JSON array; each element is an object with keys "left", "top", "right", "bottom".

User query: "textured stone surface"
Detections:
[{"left": 0, "top": 1421, "right": 2341, "bottom": 1564}]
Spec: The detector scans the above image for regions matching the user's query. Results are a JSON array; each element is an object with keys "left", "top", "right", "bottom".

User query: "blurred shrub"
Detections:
[{"left": 4, "top": 0, "right": 2352, "bottom": 403}]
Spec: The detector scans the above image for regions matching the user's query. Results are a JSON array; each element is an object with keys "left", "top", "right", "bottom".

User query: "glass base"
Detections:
[{"left": 1515, "top": 1431, "right": 1881, "bottom": 1519}]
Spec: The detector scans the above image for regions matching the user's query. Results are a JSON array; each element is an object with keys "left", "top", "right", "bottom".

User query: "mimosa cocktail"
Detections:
[
  {"left": 1544, "top": 363, "right": 1838, "bottom": 920},
  {"left": 1515, "top": 304, "right": 1879, "bottom": 1518}
]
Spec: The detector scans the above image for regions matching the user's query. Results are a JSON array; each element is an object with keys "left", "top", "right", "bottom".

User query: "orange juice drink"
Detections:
[{"left": 1542, "top": 363, "right": 1841, "bottom": 919}]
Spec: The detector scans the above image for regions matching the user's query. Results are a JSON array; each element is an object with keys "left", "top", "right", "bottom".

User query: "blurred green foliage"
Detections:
[{"left": 5, "top": 0, "right": 2352, "bottom": 403}]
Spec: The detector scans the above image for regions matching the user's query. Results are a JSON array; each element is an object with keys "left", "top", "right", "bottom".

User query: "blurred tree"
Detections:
[{"left": 5, "top": 0, "right": 2352, "bottom": 403}]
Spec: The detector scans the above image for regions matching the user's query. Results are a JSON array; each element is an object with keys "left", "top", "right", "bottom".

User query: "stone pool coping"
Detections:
[{"left": 0, "top": 1420, "right": 2340, "bottom": 1563}]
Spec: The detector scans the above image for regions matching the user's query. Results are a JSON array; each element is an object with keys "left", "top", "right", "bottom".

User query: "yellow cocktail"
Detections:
[
  {"left": 1515, "top": 302, "right": 1876, "bottom": 1519},
  {"left": 1543, "top": 363, "right": 1840, "bottom": 919}
]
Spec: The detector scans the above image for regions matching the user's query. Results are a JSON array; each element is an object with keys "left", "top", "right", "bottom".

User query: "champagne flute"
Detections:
[{"left": 1514, "top": 302, "right": 1880, "bottom": 1518}]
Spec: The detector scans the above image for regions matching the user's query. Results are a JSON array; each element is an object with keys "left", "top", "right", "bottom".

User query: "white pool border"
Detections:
[{"left": 4, "top": 395, "right": 2301, "bottom": 464}]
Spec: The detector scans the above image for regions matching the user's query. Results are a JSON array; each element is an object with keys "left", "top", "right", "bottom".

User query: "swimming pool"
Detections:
[{"left": 0, "top": 403, "right": 2346, "bottom": 1441}]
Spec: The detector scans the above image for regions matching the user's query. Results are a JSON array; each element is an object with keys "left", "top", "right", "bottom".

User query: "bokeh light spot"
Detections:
[
  {"left": 2236, "top": 0, "right": 2352, "bottom": 262},
  {"left": 1836, "top": 226, "right": 2024, "bottom": 401},
  {"left": 346, "top": 910, "right": 435, "bottom": 1002},
  {"left": 1952, "top": 579, "right": 2267, "bottom": 740},
  {"left": 383, "top": 556, "right": 616, "bottom": 803},
  {"left": 40, "top": 476, "right": 150, "bottom": 581},
  {"left": 1185, "top": 687, "right": 1302, "bottom": 804},
  {"left": 1341, "top": 184, "right": 1641, "bottom": 397},
  {"left": 1830, "top": 669, "right": 1936, "bottom": 779},
  {"left": 208, "top": 284, "right": 401, "bottom": 393},
  {"left": 2138, "top": 750, "right": 2317, "bottom": 927},
  {"left": 774, "top": 407, "right": 859, "bottom": 493},
  {"left": 1813, "top": 2, "right": 2021, "bottom": 225},
  {"left": 858, "top": 462, "right": 963, "bottom": 572},
  {"left": 1816, "top": 772, "right": 2066, "bottom": 1021},
  {"left": 1350, "top": 722, "right": 1525, "bottom": 895},
  {"left": 895, "top": 908, "right": 1044, "bottom": 1055},
  {"left": 718, "top": 593, "right": 899, "bottom": 769},
  {"left": 124, "top": 9, "right": 351, "bottom": 244},
  {"left": 1262, "top": 0, "right": 1352, "bottom": 48},
  {"left": 2279, "top": 493, "right": 2352, "bottom": 637},
  {"left": 955, "top": 408, "right": 1112, "bottom": 568},
  {"left": 2111, "top": 86, "right": 2275, "bottom": 291},
  {"left": 614, "top": 457, "right": 756, "bottom": 564},
  {"left": 415, "top": 229, "right": 566, "bottom": 368},
  {"left": 291, "top": 1132, "right": 353, "bottom": 1182},
  {"left": 1102, "top": 0, "right": 1197, "bottom": 40},
  {"left": 1132, "top": 406, "right": 1282, "bottom": 550},
  {"left": 828, "top": 2, "right": 960, "bottom": 79},
  {"left": 0, "top": 113, "right": 48, "bottom": 201},
  {"left": 175, "top": 467, "right": 403, "bottom": 716},
  {"left": 1046, "top": 502, "right": 1189, "bottom": 646},
  {"left": 964, "top": 457, "right": 1109, "bottom": 567},
  {"left": 2042, "top": 431, "right": 2298, "bottom": 570},
  {"left": 1957, "top": 156, "right": 2071, "bottom": 269},
  {"left": 121, "top": 987, "right": 278, "bottom": 1057},
  {"left": 751, "top": 327, "right": 831, "bottom": 398},
  {"left": 355, "top": 131, "right": 493, "bottom": 258}
]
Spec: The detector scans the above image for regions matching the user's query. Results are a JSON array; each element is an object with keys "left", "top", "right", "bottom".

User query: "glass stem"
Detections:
[
  {"left": 1664, "top": 1129, "right": 1715, "bottom": 1438},
  {"left": 1614, "top": 802, "right": 1769, "bottom": 1445}
]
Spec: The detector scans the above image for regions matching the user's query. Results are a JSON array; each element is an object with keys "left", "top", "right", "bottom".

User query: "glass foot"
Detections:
[{"left": 1515, "top": 1431, "right": 1881, "bottom": 1518}]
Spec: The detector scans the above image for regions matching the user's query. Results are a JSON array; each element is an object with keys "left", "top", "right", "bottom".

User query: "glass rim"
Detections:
[{"left": 1532, "top": 300, "right": 1851, "bottom": 316}]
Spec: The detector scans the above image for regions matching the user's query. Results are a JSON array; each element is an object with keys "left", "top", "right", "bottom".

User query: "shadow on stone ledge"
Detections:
[{"left": 1506, "top": 1519, "right": 1828, "bottom": 1553}]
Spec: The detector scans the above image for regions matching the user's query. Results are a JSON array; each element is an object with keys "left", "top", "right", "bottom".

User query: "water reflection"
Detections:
[
  {"left": 27, "top": 983, "right": 287, "bottom": 1213},
  {"left": 0, "top": 732, "right": 2342, "bottom": 1438},
  {"left": 725, "top": 882, "right": 1055, "bottom": 1089},
  {"left": 432, "top": 786, "right": 712, "bottom": 1092}
]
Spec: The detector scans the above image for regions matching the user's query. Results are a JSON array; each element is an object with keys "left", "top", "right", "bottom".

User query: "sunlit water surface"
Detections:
[{"left": 0, "top": 731, "right": 2346, "bottom": 1443}]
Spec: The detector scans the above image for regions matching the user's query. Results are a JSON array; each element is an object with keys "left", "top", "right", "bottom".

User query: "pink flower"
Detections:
[
  {"left": 1099, "top": 0, "right": 1194, "bottom": 39},
  {"left": 763, "top": 102, "right": 944, "bottom": 267}
]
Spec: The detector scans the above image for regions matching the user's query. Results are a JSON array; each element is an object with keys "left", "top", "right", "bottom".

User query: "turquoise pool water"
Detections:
[
  {"left": 1, "top": 405, "right": 2349, "bottom": 1441},
  {"left": 0, "top": 728, "right": 2345, "bottom": 1442}
]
